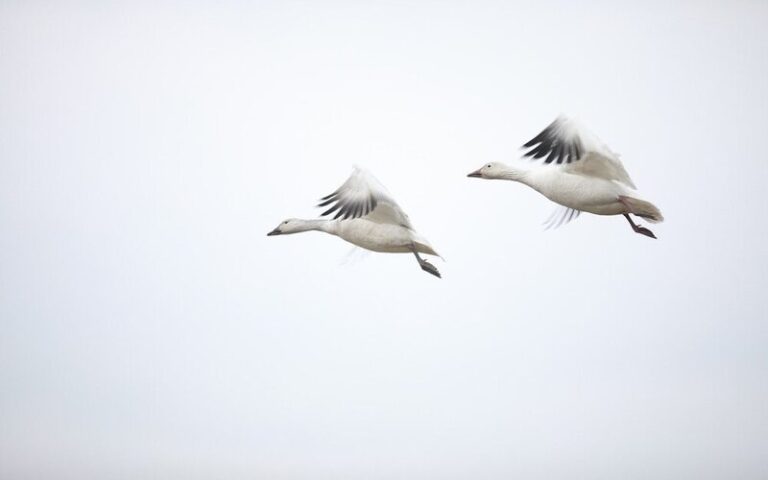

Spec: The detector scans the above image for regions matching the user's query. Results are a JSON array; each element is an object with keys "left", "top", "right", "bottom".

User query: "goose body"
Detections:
[
  {"left": 468, "top": 115, "right": 663, "bottom": 237},
  {"left": 331, "top": 219, "right": 437, "bottom": 255},
  {"left": 268, "top": 167, "right": 441, "bottom": 277},
  {"left": 524, "top": 168, "right": 626, "bottom": 213}
]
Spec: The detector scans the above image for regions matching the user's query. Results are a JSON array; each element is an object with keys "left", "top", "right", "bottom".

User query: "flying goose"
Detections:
[
  {"left": 267, "top": 167, "right": 442, "bottom": 278},
  {"left": 468, "top": 115, "right": 664, "bottom": 238}
]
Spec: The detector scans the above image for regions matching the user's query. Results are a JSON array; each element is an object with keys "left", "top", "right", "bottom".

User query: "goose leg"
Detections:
[
  {"left": 618, "top": 196, "right": 657, "bottom": 239},
  {"left": 623, "top": 213, "right": 656, "bottom": 239},
  {"left": 412, "top": 249, "right": 441, "bottom": 278}
]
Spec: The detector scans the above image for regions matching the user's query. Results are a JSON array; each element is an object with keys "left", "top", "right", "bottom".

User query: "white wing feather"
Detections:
[
  {"left": 317, "top": 167, "right": 412, "bottom": 228},
  {"left": 543, "top": 205, "right": 581, "bottom": 230},
  {"left": 523, "top": 115, "right": 637, "bottom": 189}
]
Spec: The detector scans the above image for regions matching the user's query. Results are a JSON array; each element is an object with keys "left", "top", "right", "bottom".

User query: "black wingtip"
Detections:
[
  {"left": 522, "top": 118, "right": 585, "bottom": 164},
  {"left": 321, "top": 204, "right": 339, "bottom": 217},
  {"left": 522, "top": 131, "right": 547, "bottom": 148},
  {"left": 320, "top": 190, "right": 338, "bottom": 201}
]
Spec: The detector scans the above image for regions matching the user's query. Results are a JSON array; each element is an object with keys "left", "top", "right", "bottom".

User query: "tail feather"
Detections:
[{"left": 620, "top": 196, "right": 664, "bottom": 223}]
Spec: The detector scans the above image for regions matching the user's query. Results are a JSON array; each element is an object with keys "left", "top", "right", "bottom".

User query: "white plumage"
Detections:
[
  {"left": 468, "top": 115, "right": 663, "bottom": 238},
  {"left": 268, "top": 167, "right": 442, "bottom": 278}
]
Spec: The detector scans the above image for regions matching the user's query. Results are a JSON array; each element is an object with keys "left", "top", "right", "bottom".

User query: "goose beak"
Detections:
[
  {"left": 467, "top": 169, "right": 483, "bottom": 178},
  {"left": 267, "top": 228, "right": 281, "bottom": 236}
]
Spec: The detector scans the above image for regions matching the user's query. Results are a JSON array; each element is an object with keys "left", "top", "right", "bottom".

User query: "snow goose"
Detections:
[
  {"left": 267, "top": 167, "right": 442, "bottom": 278},
  {"left": 468, "top": 115, "right": 664, "bottom": 238}
]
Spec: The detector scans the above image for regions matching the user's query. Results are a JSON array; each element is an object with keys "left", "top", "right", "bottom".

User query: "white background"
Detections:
[{"left": 1, "top": 1, "right": 767, "bottom": 478}]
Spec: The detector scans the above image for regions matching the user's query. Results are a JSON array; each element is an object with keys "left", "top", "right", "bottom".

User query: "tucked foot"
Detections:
[
  {"left": 633, "top": 224, "right": 657, "bottom": 239},
  {"left": 418, "top": 258, "right": 441, "bottom": 278},
  {"left": 623, "top": 213, "right": 657, "bottom": 239}
]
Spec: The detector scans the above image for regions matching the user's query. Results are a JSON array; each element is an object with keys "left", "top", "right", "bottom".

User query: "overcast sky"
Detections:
[{"left": 1, "top": 1, "right": 767, "bottom": 479}]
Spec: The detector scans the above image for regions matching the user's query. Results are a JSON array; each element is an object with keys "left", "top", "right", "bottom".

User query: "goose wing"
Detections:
[
  {"left": 543, "top": 205, "right": 581, "bottom": 230},
  {"left": 317, "top": 167, "right": 412, "bottom": 228},
  {"left": 522, "top": 115, "right": 637, "bottom": 189}
]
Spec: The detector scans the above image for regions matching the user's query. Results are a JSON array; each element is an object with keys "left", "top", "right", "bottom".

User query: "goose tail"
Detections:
[
  {"left": 423, "top": 244, "right": 444, "bottom": 261},
  {"left": 621, "top": 196, "right": 664, "bottom": 223}
]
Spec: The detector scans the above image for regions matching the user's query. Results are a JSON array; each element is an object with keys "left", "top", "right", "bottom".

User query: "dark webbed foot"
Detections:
[
  {"left": 623, "top": 214, "right": 657, "bottom": 239},
  {"left": 412, "top": 249, "right": 441, "bottom": 278},
  {"left": 418, "top": 258, "right": 441, "bottom": 278},
  {"left": 634, "top": 225, "right": 656, "bottom": 239}
]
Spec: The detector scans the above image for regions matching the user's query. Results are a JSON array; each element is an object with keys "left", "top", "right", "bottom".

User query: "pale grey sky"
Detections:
[{"left": 1, "top": 1, "right": 767, "bottom": 479}]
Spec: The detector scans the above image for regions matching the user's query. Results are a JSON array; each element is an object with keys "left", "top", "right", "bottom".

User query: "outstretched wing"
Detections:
[
  {"left": 316, "top": 167, "right": 412, "bottom": 228},
  {"left": 543, "top": 205, "right": 581, "bottom": 230},
  {"left": 523, "top": 115, "right": 585, "bottom": 165},
  {"left": 522, "top": 115, "right": 637, "bottom": 189}
]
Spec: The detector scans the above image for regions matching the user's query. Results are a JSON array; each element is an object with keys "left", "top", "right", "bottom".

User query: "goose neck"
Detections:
[
  {"left": 497, "top": 164, "right": 530, "bottom": 184},
  {"left": 302, "top": 219, "right": 336, "bottom": 234}
]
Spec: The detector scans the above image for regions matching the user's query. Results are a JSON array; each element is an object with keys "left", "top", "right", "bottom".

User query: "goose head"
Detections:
[
  {"left": 267, "top": 218, "right": 302, "bottom": 236},
  {"left": 467, "top": 162, "right": 505, "bottom": 180}
]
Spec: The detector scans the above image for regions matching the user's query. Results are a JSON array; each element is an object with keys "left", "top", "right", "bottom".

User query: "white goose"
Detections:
[
  {"left": 267, "top": 167, "right": 442, "bottom": 278},
  {"left": 468, "top": 115, "right": 664, "bottom": 238}
]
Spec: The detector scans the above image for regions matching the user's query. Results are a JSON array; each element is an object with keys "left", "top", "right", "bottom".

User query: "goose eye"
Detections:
[
  {"left": 486, "top": 164, "right": 492, "bottom": 168},
  {"left": 283, "top": 221, "right": 288, "bottom": 224}
]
